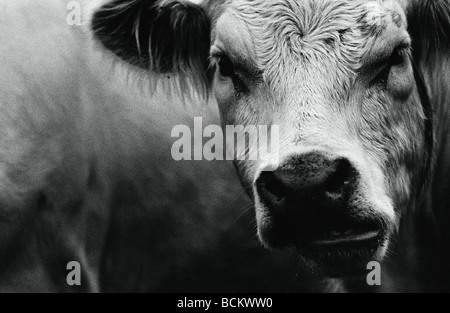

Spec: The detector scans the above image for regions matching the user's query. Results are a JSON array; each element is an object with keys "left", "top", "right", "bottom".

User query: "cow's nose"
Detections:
[{"left": 256, "top": 153, "right": 358, "bottom": 214}]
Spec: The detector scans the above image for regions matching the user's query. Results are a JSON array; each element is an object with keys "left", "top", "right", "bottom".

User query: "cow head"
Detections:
[{"left": 91, "top": 0, "right": 434, "bottom": 277}]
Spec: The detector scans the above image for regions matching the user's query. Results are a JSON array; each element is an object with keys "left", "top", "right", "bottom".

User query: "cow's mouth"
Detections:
[
  {"left": 259, "top": 211, "right": 388, "bottom": 277},
  {"left": 292, "top": 218, "right": 387, "bottom": 277},
  {"left": 299, "top": 218, "right": 384, "bottom": 246}
]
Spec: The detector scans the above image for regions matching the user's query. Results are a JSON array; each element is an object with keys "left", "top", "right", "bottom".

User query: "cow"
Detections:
[
  {"left": 88, "top": 0, "right": 450, "bottom": 292},
  {"left": 0, "top": 0, "right": 449, "bottom": 292}
]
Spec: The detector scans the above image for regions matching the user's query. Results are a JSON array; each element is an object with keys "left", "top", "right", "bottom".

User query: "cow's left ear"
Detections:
[{"left": 91, "top": 0, "right": 212, "bottom": 88}]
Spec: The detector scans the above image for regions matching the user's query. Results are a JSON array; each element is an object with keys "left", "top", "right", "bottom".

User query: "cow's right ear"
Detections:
[{"left": 91, "top": 0, "right": 212, "bottom": 90}]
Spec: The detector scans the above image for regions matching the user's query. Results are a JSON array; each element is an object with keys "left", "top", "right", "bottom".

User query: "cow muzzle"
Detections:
[{"left": 254, "top": 152, "right": 388, "bottom": 276}]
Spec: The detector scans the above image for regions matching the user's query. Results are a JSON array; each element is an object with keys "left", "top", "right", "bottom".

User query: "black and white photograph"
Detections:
[{"left": 0, "top": 0, "right": 449, "bottom": 296}]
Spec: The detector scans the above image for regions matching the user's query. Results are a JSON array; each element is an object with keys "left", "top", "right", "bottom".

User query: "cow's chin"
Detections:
[{"left": 256, "top": 206, "right": 390, "bottom": 278}]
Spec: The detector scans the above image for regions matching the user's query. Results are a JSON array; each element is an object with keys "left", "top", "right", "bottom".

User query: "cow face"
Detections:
[{"left": 92, "top": 0, "right": 431, "bottom": 277}]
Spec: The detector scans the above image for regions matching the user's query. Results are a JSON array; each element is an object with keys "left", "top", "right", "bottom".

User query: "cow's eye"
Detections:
[
  {"left": 217, "top": 54, "right": 236, "bottom": 78},
  {"left": 214, "top": 54, "right": 248, "bottom": 93},
  {"left": 375, "top": 46, "right": 408, "bottom": 85},
  {"left": 390, "top": 47, "right": 406, "bottom": 67}
]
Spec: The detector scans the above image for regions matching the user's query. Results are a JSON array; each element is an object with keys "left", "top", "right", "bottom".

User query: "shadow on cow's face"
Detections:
[
  {"left": 91, "top": 0, "right": 430, "bottom": 278},
  {"left": 210, "top": 0, "right": 427, "bottom": 277}
]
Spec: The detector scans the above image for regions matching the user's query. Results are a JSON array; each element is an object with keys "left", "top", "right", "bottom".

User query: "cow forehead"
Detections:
[
  {"left": 225, "top": 0, "right": 404, "bottom": 28},
  {"left": 215, "top": 0, "right": 406, "bottom": 95}
]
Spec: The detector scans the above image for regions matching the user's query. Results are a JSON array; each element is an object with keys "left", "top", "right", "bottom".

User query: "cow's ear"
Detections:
[
  {"left": 91, "top": 0, "right": 212, "bottom": 90},
  {"left": 406, "top": 0, "right": 450, "bottom": 62}
]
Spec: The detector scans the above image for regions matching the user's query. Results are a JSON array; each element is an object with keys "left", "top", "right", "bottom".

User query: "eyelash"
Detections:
[{"left": 214, "top": 54, "right": 248, "bottom": 93}]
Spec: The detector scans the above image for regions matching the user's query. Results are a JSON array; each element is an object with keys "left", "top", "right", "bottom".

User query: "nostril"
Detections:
[
  {"left": 325, "top": 158, "right": 356, "bottom": 194},
  {"left": 257, "top": 172, "right": 287, "bottom": 201}
]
